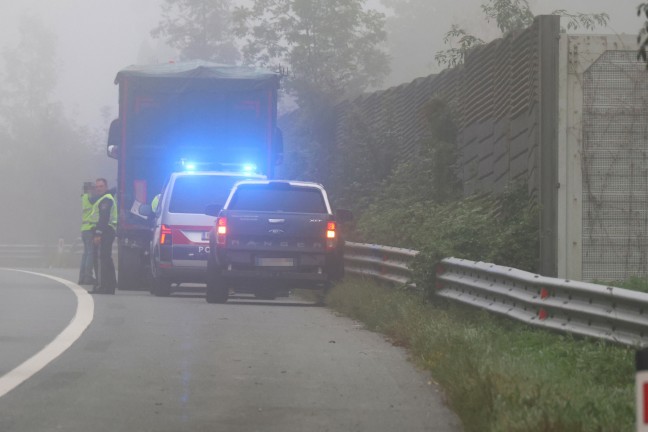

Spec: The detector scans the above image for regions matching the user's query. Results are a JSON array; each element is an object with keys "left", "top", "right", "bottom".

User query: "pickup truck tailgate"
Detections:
[{"left": 224, "top": 211, "right": 329, "bottom": 252}]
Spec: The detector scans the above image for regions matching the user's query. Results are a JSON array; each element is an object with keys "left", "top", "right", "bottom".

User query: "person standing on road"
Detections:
[
  {"left": 90, "top": 178, "right": 117, "bottom": 294},
  {"left": 78, "top": 182, "right": 98, "bottom": 285}
]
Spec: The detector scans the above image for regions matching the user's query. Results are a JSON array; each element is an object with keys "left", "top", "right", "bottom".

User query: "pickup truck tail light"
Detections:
[
  {"left": 160, "top": 224, "right": 172, "bottom": 245},
  {"left": 326, "top": 221, "right": 336, "bottom": 249},
  {"left": 216, "top": 217, "right": 227, "bottom": 246}
]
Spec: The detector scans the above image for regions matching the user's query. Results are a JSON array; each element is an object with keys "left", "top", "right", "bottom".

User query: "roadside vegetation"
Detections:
[
  {"left": 324, "top": 277, "right": 635, "bottom": 432},
  {"left": 316, "top": 92, "right": 641, "bottom": 430}
]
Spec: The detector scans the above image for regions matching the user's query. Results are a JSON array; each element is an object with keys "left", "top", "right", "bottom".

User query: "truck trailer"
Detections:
[{"left": 106, "top": 61, "right": 282, "bottom": 290}]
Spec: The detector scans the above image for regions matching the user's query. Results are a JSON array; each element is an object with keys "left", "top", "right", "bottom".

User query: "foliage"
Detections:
[
  {"left": 233, "top": 0, "right": 390, "bottom": 107},
  {"left": 326, "top": 278, "right": 635, "bottom": 432},
  {"left": 328, "top": 109, "right": 398, "bottom": 213},
  {"left": 551, "top": 10, "right": 610, "bottom": 33},
  {"left": 326, "top": 94, "right": 537, "bottom": 286},
  {"left": 436, "top": 0, "right": 609, "bottom": 67},
  {"left": 482, "top": 0, "right": 534, "bottom": 34},
  {"left": 328, "top": 97, "right": 459, "bottom": 216},
  {"left": 639, "top": 3, "right": 648, "bottom": 66},
  {"left": 414, "top": 186, "right": 538, "bottom": 297},
  {"left": 354, "top": 183, "right": 538, "bottom": 296},
  {"left": 597, "top": 276, "right": 648, "bottom": 294},
  {"left": 151, "top": 0, "right": 239, "bottom": 63},
  {"left": 235, "top": 1, "right": 391, "bottom": 185},
  {"left": 280, "top": 99, "right": 338, "bottom": 184},
  {"left": 433, "top": 25, "right": 485, "bottom": 69}
]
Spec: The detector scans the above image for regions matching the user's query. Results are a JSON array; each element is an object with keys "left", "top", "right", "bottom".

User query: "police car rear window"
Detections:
[
  {"left": 228, "top": 184, "right": 327, "bottom": 213},
  {"left": 169, "top": 175, "right": 251, "bottom": 214}
]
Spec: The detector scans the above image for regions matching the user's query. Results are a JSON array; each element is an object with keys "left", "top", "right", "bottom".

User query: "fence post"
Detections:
[{"left": 636, "top": 349, "right": 648, "bottom": 431}]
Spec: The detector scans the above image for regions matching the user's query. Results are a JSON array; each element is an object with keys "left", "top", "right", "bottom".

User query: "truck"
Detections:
[
  {"left": 204, "top": 180, "right": 353, "bottom": 303},
  {"left": 106, "top": 61, "right": 283, "bottom": 290}
]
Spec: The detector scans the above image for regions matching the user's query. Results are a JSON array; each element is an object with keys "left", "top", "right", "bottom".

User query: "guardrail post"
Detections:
[{"left": 636, "top": 349, "right": 648, "bottom": 431}]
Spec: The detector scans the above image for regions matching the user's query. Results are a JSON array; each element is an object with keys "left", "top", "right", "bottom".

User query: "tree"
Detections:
[
  {"left": 435, "top": 0, "right": 609, "bottom": 67},
  {"left": 639, "top": 3, "right": 648, "bottom": 66},
  {"left": 433, "top": 25, "right": 485, "bottom": 69},
  {"left": 482, "top": 0, "right": 533, "bottom": 34},
  {"left": 233, "top": 0, "right": 390, "bottom": 184},
  {"left": 0, "top": 15, "right": 91, "bottom": 244},
  {"left": 233, "top": 0, "right": 390, "bottom": 106},
  {"left": 151, "top": 0, "right": 239, "bottom": 63}
]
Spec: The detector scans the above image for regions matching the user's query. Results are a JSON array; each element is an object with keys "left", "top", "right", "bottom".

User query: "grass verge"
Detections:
[{"left": 324, "top": 276, "right": 636, "bottom": 432}]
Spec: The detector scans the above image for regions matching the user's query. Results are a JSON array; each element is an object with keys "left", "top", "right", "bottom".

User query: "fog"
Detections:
[
  {"left": 1, "top": 0, "right": 641, "bottom": 129},
  {"left": 0, "top": 0, "right": 643, "bottom": 244}
]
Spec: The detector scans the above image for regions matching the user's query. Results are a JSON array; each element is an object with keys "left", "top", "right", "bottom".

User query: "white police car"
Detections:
[{"left": 147, "top": 170, "right": 265, "bottom": 296}]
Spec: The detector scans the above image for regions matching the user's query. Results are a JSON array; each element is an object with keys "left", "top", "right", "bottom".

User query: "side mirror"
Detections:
[
  {"left": 139, "top": 204, "right": 153, "bottom": 217},
  {"left": 107, "top": 119, "right": 120, "bottom": 159},
  {"left": 205, "top": 204, "right": 222, "bottom": 217},
  {"left": 336, "top": 208, "right": 354, "bottom": 223},
  {"left": 107, "top": 145, "right": 119, "bottom": 159}
]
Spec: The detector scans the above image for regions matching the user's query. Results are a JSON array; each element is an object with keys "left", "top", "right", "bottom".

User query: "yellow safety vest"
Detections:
[
  {"left": 151, "top": 194, "right": 160, "bottom": 213},
  {"left": 90, "top": 194, "right": 118, "bottom": 230},
  {"left": 81, "top": 193, "right": 95, "bottom": 231}
]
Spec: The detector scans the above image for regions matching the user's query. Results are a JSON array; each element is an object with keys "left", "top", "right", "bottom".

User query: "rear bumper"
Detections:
[
  {"left": 220, "top": 268, "right": 330, "bottom": 290},
  {"left": 222, "top": 268, "right": 328, "bottom": 281},
  {"left": 213, "top": 248, "right": 343, "bottom": 288}
]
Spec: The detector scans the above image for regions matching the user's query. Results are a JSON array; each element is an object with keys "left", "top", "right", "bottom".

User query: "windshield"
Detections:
[
  {"left": 228, "top": 184, "right": 328, "bottom": 213},
  {"left": 168, "top": 175, "right": 252, "bottom": 214}
]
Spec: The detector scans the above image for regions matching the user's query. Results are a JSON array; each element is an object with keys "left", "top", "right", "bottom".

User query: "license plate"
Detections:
[
  {"left": 256, "top": 257, "right": 294, "bottom": 267},
  {"left": 201, "top": 231, "right": 210, "bottom": 240}
]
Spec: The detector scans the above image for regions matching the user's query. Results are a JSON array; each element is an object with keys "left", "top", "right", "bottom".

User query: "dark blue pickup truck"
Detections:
[{"left": 205, "top": 180, "right": 352, "bottom": 303}]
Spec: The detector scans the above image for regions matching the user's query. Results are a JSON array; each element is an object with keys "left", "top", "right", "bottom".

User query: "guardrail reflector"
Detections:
[{"left": 538, "top": 308, "right": 548, "bottom": 320}]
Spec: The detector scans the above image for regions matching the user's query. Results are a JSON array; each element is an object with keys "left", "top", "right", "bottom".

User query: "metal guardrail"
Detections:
[
  {"left": 344, "top": 241, "right": 648, "bottom": 347},
  {"left": 344, "top": 242, "right": 418, "bottom": 287},
  {"left": 0, "top": 241, "right": 118, "bottom": 268},
  {"left": 0, "top": 244, "right": 59, "bottom": 267},
  {"left": 5, "top": 240, "right": 648, "bottom": 346}
]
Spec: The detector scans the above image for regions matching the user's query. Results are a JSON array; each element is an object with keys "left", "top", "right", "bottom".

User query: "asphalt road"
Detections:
[{"left": 0, "top": 268, "right": 462, "bottom": 432}]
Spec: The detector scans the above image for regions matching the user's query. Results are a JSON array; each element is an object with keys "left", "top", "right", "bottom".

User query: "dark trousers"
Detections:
[{"left": 94, "top": 227, "right": 116, "bottom": 293}]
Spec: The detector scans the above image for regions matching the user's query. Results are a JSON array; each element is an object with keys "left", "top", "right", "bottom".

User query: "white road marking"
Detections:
[{"left": 0, "top": 269, "right": 94, "bottom": 398}]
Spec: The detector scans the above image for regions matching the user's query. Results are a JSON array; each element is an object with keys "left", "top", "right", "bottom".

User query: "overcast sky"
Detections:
[{"left": 0, "top": 0, "right": 644, "bottom": 131}]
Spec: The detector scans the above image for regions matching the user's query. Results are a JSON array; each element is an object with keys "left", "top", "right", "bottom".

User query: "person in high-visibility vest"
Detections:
[
  {"left": 89, "top": 178, "right": 118, "bottom": 294},
  {"left": 78, "top": 182, "right": 98, "bottom": 285}
]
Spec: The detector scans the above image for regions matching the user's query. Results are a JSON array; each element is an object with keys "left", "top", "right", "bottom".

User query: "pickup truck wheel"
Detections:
[
  {"left": 151, "top": 276, "right": 171, "bottom": 297},
  {"left": 206, "top": 274, "right": 228, "bottom": 304}
]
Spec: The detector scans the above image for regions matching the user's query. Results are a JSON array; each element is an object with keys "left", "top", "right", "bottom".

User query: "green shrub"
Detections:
[{"left": 355, "top": 183, "right": 539, "bottom": 297}]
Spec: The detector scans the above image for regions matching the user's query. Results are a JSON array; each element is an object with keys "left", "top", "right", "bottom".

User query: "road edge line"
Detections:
[{"left": 0, "top": 269, "right": 94, "bottom": 398}]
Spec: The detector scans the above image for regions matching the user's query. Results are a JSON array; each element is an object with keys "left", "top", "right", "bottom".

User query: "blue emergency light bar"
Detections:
[{"left": 175, "top": 159, "right": 259, "bottom": 174}]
